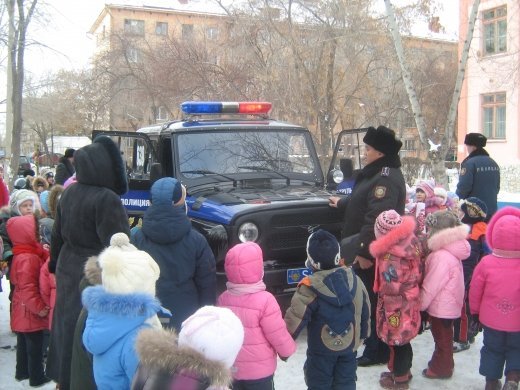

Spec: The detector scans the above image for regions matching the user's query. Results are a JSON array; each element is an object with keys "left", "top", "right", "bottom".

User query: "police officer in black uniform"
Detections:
[
  {"left": 456, "top": 133, "right": 500, "bottom": 221},
  {"left": 329, "top": 125, "right": 406, "bottom": 367}
]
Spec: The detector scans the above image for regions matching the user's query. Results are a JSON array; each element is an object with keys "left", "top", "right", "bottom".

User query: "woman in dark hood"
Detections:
[{"left": 46, "top": 137, "right": 130, "bottom": 390}]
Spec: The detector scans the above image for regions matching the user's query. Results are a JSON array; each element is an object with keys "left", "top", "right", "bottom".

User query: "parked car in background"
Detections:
[{"left": 18, "top": 156, "right": 32, "bottom": 176}]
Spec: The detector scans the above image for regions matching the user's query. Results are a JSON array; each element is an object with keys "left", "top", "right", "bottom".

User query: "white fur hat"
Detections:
[
  {"left": 179, "top": 306, "right": 244, "bottom": 368},
  {"left": 98, "top": 233, "right": 160, "bottom": 296},
  {"left": 434, "top": 187, "right": 448, "bottom": 205}
]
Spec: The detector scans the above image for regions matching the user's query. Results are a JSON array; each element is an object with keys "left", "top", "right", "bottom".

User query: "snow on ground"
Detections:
[{"left": 0, "top": 280, "right": 488, "bottom": 390}]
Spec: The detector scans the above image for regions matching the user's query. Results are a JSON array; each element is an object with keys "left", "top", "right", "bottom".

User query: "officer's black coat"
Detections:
[{"left": 337, "top": 154, "right": 406, "bottom": 260}]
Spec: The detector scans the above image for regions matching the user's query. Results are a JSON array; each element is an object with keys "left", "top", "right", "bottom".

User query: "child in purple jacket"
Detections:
[
  {"left": 218, "top": 242, "right": 296, "bottom": 390},
  {"left": 469, "top": 206, "right": 520, "bottom": 390}
]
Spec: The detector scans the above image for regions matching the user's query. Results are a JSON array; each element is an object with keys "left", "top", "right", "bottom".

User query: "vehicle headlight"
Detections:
[
  {"left": 238, "top": 222, "right": 259, "bottom": 242},
  {"left": 332, "top": 169, "right": 344, "bottom": 184}
]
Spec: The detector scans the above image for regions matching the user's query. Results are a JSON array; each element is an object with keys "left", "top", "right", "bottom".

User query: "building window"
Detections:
[
  {"left": 124, "top": 19, "right": 145, "bottom": 36},
  {"left": 206, "top": 26, "right": 219, "bottom": 40},
  {"left": 155, "top": 22, "right": 168, "bottom": 36},
  {"left": 182, "top": 24, "right": 194, "bottom": 40},
  {"left": 482, "top": 92, "right": 506, "bottom": 139},
  {"left": 483, "top": 6, "right": 507, "bottom": 56},
  {"left": 403, "top": 139, "right": 415, "bottom": 151},
  {"left": 156, "top": 106, "right": 168, "bottom": 121},
  {"left": 126, "top": 47, "right": 141, "bottom": 63}
]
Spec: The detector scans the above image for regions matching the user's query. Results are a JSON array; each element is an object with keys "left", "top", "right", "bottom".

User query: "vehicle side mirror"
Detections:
[{"left": 150, "top": 163, "right": 163, "bottom": 184}]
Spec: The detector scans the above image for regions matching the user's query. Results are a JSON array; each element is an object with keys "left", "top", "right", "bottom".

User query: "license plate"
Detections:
[{"left": 287, "top": 267, "right": 313, "bottom": 285}]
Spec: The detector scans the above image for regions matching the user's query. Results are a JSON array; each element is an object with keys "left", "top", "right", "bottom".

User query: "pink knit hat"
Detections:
[
  {"left": 374, "top": 210, "right": 403, "bottom": 239},
  {"left": 416, "top": 180, "right": 435, "bottom": 198}
]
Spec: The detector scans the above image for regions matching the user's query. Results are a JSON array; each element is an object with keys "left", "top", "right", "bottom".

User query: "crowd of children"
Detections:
[{"left": 0, "top": 162, "right": 519, "bottom": 390}]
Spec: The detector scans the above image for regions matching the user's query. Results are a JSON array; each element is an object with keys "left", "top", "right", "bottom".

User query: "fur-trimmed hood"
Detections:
[
  {"left": 135, "top": 327, "right": 232, "bottom": 389},
  {"left": 427, "top": 224, "right": 470, "bottom": 257},
  {"left": 48, "top": 184, "right": 64, "bottom": 219},
  {"left": 370, "top": 216, "right": 416, "bottom": 258},
  {"left": 74, "top": 136, "right": 128, "bottom": 195},
  {"left": 82, "top": 285, "right": 161, "bottom": 354},
  {"left": 31, "top": 176, "right": 48, "bottom": 192}
]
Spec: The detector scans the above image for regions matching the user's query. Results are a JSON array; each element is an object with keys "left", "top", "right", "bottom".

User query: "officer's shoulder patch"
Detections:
[
  {"left": 381, "top": 167, "right": 390, "bottom": 176},
  {"left": 460, "top": 167, "right": 466, "bottom": 176},
  {"left": 374, "top": 186, "right": 386, "bottom": 199}
]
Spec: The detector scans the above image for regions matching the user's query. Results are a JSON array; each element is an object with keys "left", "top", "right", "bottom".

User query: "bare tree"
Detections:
[
  {"left": 5, "top": 0, "right": 38, "bottom": 188},
  {"left": 384, "top": 0, "right": 481, "bottom": 185}
]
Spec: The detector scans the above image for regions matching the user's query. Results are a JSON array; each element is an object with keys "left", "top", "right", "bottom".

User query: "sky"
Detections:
[{"left": 2, "top": 0, "right": 460, "bottom": 100}]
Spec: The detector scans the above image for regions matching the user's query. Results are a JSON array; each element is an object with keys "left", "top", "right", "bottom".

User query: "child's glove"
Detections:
[
  {"left": 469, "top": 314, "right": 481, "bottom": 335},
  {"left": 38, "top": 307, "right": 50, "bottom": 318},
  {"left": 419, "top": 311, "right": 429, "bottom": 334}
]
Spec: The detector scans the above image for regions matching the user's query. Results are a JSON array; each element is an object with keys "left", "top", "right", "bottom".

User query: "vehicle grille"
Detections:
[{"left": 234, "top": 204, "right": 343, "bottom": 266}]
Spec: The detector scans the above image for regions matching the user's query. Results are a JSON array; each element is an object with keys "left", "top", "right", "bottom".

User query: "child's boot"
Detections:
[
  {"left": 503, "top": 370, "right": 520, "bottom": 390},
  {"left": 485, "top": 379, "right": 502, "bottom": 390},
  {"left": 379, "top": 373, "right": 411, "bottom": 389}
]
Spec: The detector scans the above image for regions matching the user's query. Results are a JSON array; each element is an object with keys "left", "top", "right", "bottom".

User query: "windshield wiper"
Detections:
[
  {"left": 237, "top": 166, "right": 291, "bottom": 186},
  {"left": 181, "top": 170, "right": 237, "bottom": 187}
]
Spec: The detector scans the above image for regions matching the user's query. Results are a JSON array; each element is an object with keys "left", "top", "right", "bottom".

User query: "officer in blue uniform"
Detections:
[{"left": 457, "top": 133, "right": 500, "bottom": 221}]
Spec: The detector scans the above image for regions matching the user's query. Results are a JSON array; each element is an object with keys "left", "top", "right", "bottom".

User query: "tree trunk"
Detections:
[
  {"left": 384, "top": 0, "right": 481, "bottom": 187},
  {"left": 6, "top": 0, "right": 38, "bottom": 189}
]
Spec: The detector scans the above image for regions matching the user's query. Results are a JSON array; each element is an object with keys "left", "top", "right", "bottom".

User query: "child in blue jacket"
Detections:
[
  {"left": 82, "top": 233, "right": 167, "bottom": 389},
  {"left": 285, "top": 230, "right": 371, "bottom": 390}
]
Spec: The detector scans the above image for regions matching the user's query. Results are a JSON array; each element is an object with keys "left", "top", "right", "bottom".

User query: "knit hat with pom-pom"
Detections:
[
  {"left": 98, "top": 233, "right": 160, "bottom": 295},
  {"left": 305, "top": 229, "right": 341, "bottom": 270},
  {"left": 374, "top": 210, "right": 403, "bottom": 239}
]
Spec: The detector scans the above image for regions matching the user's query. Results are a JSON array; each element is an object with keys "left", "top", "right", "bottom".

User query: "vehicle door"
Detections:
[
  {"left": 326, "top": 128, "right": 369, "bottom": 193},
  {"left": 92, "top": 130, "right": 157, "bottom": 216}
]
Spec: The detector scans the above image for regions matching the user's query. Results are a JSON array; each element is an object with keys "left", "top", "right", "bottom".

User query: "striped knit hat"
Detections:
[{"left": 374, "top": 210, "right": 403, "bottom": 239}]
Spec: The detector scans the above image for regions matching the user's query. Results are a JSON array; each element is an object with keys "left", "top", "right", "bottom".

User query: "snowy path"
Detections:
[{"left": 0, "top": 280, "right": 486, "bottom": 389}]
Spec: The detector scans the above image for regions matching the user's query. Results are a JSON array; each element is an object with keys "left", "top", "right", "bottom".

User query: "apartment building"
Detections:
[
  {"left": 88, "top": 0, "right": 458, "bottom": 165},
  {"left": 89, "top": 1, "right": 228, "bottom": 130},
  {"left": 457, "top": 0, "right": 520, "bottom": 166}
]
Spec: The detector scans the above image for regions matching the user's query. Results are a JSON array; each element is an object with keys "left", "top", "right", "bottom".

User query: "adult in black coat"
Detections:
[
  {"left": 54, "top": 148, "right": 75, "bottom": 185},
  {"left": 329, "top": 125, "right": 406, "bottom": 367},
  {"left": 46, "top": 137, "right": 130, "bottom": 390},
  {"left": 131, "top": 177, "right": 216, "bottom": 330},
  {"left": 456, "top": 133, "right": 500, "bottom": 221}
]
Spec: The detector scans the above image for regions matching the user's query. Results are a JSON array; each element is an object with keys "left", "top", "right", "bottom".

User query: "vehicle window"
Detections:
[
  {"left": 177, "top": 130, "right": 315, "bottom": 177},
  {"left": 335, "top": 131, "right": 367, "bottom": 170},
  {"left": 104, "top": 135, "right": 154, "bottom": 180}
]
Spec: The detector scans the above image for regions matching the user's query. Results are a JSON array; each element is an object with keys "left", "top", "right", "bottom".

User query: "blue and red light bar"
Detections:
[{"left": 181, "top": 101, "right": 272, "bottom": 115}]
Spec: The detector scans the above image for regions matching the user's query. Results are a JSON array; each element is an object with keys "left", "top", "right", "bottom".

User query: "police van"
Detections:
[{"left": 94, "top": 101, "right": 366, "bottom": 303}]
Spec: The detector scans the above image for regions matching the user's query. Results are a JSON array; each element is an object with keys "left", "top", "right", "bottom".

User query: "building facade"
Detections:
[{"left": 457, "top": 0, "right": 520, "bottom": 166}]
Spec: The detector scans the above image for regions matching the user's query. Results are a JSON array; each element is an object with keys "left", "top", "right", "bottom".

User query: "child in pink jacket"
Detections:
[
  {"left": 370, "top": 210, "right": 423, "bottom": 390},
  {"left": 217, "top": 242, "right": 296, "bottom": 389},
  {"left": 469, "top": 206, "right": 520, "bottom": 390},
  {"left": 420, "top": 210, "right": 470, "bottom": 380}
]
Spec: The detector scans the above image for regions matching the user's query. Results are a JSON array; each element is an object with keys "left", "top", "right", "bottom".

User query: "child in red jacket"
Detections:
[{"left": 7, "top": 214, "right": 51, "bottom": 387}]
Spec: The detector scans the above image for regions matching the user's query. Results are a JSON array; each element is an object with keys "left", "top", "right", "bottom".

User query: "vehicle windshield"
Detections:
[{"left": 177, "top": 130, "right": 316, "bottom": 178}]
